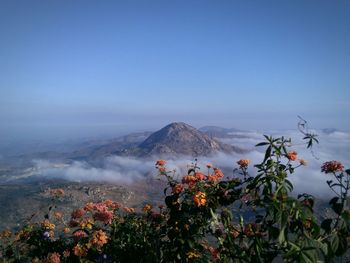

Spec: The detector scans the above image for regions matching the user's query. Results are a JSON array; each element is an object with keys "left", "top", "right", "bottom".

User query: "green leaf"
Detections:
[
  {"left": 285, "top": 179, "right": 294, "bottom": 192},
  {"left": 268, "top": 226, "right": 279, "bottom": 240},
  {"left": 320, "top": 219, "right": 332, "bottom": 233},
  {"left": 335, "top": 235, "right": 348, "bottom": 256},
  {"left": 329, "top": 197, "right": 339, "bottom": 205},
  {"left": 255, "top": 142, "right": 269, "bottom": 147},
  {"left": 278, "top": 226, "right": 286, "bottom": 244},
  {"left": 263, "top": 146, "right": 271, "bottom": 163},
  {"left": 332, "top": 203, "right": 343, "bottom": 215},
  {"left": 330, "top": 234, "right": 339, "bottom": 252},
  {"left": 187, "top": 168, "right": 195, "bottom": 175}
]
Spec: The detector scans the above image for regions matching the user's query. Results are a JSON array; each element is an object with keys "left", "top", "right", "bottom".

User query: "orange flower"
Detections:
[
  {"left": 73, "top": 244, "right": 88, "bottom": 257},
  {"left": 206, "top": 163, "right": 213, "bottom": 169},
  {"left": 142, "top": 204, "right": 152, "bottom": 213},
  {"left": 237, "top": 159, "right": 250, "bottom": 167},
  {"left": 194, "top": 172, "right": 206, "bottom": 181},
  {"left": 103, "top": 199, "right": 120, "bottom": 209},
  {"left": 287, "top": 151, "right": 298, "bottom": 161},
  {"left": 63, "top": 227, "right": 70, "bottom": 234},
  {"left": 193, "top": 192, "right": 207, "bottom": 207},
  {"left": 172, "top": 183, "right": 184, "bottom": 194},
  {"left": 89, "top": 230, "right": 108, "bottom": 248},
  {"left": 213, "top": 168, "right": 224, "bottom": 179},
  {"left": 155, "top": 160, "right": 166, "bottom": 166},
  {"left": 321, "top": 161, "right": 344, "bottom": 173},
  {"left": 182, "top": 175, "right": 197, "bottom": 185},
  {"left": 207, "top": 175, "right": 219, "bottom": 182},
  {"left": 45, "top": 252, "right": 61, "bottom": 263},
  {"left": 299, "top": 159, "right": 307, "bottom": 166}
]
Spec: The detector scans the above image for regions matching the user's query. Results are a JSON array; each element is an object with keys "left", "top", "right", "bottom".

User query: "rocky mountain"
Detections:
[
  {"left": 136, "top": 122, "right": 243, "bottom": 157},
  {"left": 0, "top": 123, "right": 246, "bottom": 175}
]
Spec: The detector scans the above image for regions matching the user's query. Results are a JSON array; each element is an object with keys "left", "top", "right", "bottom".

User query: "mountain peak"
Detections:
[{"left": 138, "top": 122, "right": 237, "bottom": 157}]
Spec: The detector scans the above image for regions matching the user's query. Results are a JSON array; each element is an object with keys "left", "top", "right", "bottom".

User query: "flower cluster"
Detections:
[
  {"left": 237, "top": 159, "right": 250, "bottom": 168},
  {"left": 287, "top": 151, "right": 298, "bottom": 161},
  {"left": 208, "top": 168, "right": 224, "bottom": 182},
  {"left": 321, "top": 160, "right": 344, "bottom": 173},
  {"left": 89, "top": 230, "right": 108, "bottom": 248},
  {"left": 193, "top": 191, "right": 207, "bottom": 207},
  {"left": 172, "top": 183, "right": 184, "bottom": 194},
  {"left": 2, "top": 139, "right": 349, "bottom": 263},
  {"left": 41, "top": 220, "right": 55, "bottom": 230}
]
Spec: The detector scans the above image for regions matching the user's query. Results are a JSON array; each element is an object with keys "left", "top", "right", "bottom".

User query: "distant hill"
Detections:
[
  {"left": 1, "top": 123, "right": 247, "bottom": 170},
  {"left": 136, "top": 122, "right": 244, "bottom": 157},
  {"left": 45, "top": 123, "right": 246, "bottom": 159}
]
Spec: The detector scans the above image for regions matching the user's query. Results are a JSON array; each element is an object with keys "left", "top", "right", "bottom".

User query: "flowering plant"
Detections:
[{"left": 1, "top": 135, "right": 349, "bottom": 262}]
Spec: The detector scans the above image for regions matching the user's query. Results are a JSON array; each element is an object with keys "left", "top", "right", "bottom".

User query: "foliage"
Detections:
[{"left": 1, "top": 134, "right": 350, "bottom": 262}]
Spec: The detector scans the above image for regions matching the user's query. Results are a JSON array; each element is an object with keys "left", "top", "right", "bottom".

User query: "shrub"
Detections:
[{"left": 1, "top": 135, "right": 349, "bottom": 262}]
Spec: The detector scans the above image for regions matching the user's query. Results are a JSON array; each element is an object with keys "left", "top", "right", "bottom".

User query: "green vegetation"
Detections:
[{"left": 1, "top": 134, "right": 349, "bottom": 262}]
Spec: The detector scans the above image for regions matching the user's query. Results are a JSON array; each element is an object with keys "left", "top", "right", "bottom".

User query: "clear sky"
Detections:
[{"left": 1, "top": 0, "right": 350, "bottom": 141}]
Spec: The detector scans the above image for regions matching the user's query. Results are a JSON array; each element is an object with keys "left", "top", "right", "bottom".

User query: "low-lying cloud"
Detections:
[{"left": 6, "top": 129, "right": 350, "bottom": 200}]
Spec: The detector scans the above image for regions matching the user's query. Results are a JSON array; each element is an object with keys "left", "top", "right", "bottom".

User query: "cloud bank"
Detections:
[{"left": 6, "top": 129, "right": 349, "bottom": 200}]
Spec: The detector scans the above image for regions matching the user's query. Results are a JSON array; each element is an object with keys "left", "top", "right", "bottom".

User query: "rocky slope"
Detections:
[{"left": 137, "top": 122, "right": 243, "bottom": 157}]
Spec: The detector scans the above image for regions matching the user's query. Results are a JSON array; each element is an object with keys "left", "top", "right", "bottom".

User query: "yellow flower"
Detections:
[
  {"left": 142, "top": 204, "right": 152, "bottom": 213},
  {"left": 186, "top": 250, "right": 201, "bottom": 259},
  {"left": 193, "top": 192, "right": 207, "bottom": 207},
  {"left": 41, "top": 220, "right": 55, "bottom": 230},
  {"left": 80, "top": 218, "right": 94, "bottom": 230}
]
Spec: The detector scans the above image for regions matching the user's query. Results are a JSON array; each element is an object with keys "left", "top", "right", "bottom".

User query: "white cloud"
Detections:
[{"left": 7, "top": 129, "right": 349, "bottom": 200}]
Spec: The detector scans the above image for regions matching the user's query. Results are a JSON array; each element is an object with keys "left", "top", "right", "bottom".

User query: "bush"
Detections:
[{"left": 1, "top": 134, "right": 349, "bottom": 262}]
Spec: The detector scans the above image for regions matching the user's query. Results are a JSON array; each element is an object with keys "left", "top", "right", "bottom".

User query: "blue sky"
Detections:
[{"left": 1, "top": 0, "right": 350, "bottom": 140}]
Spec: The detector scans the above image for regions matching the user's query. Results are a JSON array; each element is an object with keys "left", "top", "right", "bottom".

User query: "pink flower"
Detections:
[
  {"left": 94, "top": 210, "right": 114, "bottom": 224},
  {"left": 71, "top": 208, "right": 85, "bottom": 219},
  {"left": 73, "top": 230, "right": 87, "bottom": 241},
  {"left": 93, "top": 203, "right": 108, "bottom": 212},
  {"left": 321, "top": 161, "right": 344, "bottom": 173}
]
